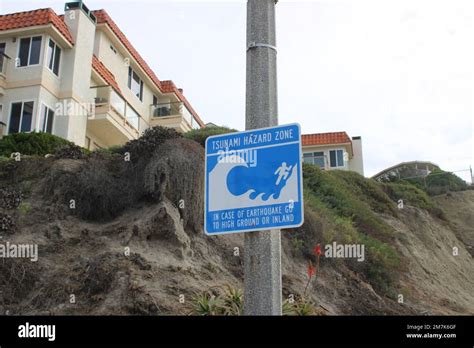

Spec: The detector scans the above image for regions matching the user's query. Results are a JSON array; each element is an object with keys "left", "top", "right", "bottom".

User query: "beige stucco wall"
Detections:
[
  {"left": 302, "top": 144, "right": 351, "bottom": 171},
  {"left": 0, "top": 85, "right": 41, "bottom": 133},
  {"left": 349, "top": 137, "right": 364, "bottom": 176},
  {"left": 302, "top": 142, "right": 364, "bottom": 176},
  {"left": 94, "top": 29, "right": 156, "bottom": 130}
]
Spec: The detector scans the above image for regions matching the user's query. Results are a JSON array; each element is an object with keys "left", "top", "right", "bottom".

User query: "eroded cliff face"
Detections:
[{"left": 0, "top": 137, "right": 472, "bottom": 315}]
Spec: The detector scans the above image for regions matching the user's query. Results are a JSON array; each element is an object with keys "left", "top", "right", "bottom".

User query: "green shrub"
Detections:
[
  {"left": 190, "top": 285, "right": 242, "bottom": 315},
  {"left": 282, "top": 297, "right": 324, "bottom": 316},
  {"left": 382, "top": 182, "right": 446, "bottom": 219},
  {"left": 54, "top": 143, "right": 88, "bottom": 159},
  {"left": 424, "top": 170, "right": 468, "bottom": 194},
  {"left": 192, "top": 292, "right": 223, "bottom": 316},
  {"left": 184, "top": 126, "right": 237, "bottom": 147},
  {"left": 18, "top": 202, "right": 31, "bottom": 215},
  {"left": 0, "top": 132, "right": 72, "bottom": 157},
  {"left": 389, "top": 169, "right": 468, "bottom": 196},
  {"left": 89, "top": 146, "right": 124, "bottom": 161},
  {"left": 121, "top": 126, "right": 181, "bottom": 159}
]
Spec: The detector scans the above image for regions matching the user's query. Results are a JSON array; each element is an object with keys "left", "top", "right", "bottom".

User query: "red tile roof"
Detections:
[
  {"left": 0, "top": 8, "right": 74, "bottom": 45},
  {"left": 92, "top": 9, "right": 204, "bottom": 128},
  {"left": 302, "top": 131, "right": 352, "bottom": 146},
  {"left": 92, "top": 55, "right": 122, "bottom": 94},
  {"left": 302, "top": 131, "right": 354, "bottom": 156}
]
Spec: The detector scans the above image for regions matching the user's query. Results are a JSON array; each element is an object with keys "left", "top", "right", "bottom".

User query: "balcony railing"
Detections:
[
  {"left": 150, "top": 102, "right": 201, "bottom": 130},
  {"left": 150, "top": 102, "right": 182, "bottom": 118},
  {"left": 92, "top": 85, "right": 142, "bottom": 132}
]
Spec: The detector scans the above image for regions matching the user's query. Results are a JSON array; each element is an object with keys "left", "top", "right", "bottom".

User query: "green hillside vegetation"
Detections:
[
  {"left": 301, "top": 164, "right": 403, "bottom": 295},
  {"left": 382, "top": 181, "right": 446, "bottom": 219},
  {"left": 300, "top": 164, "right": 457, "bottom": 297},
  {"left": 180, "top": 128, "right": 450, "bottom": 297},
  {"left": 404, "top": 169, "right": 469, "bottom": 195}
]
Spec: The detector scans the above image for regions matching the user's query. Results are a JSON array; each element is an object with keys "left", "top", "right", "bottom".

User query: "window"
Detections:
[
  {"left": 47, "top": 39, "right": 61, "bottom": 76},
  {"left": 329, "top": 149, "right": 345, "bottom": 168},
  {"left": 303, "top": 152, "right": 325, "bottom": 169},
  {"left": 127, "top": 67, "right": 143, "bottom": 101},
  {"left": 18, "top": 36, "right": 42, "bottom": 67},
  {"left": 0, "top": 43, "right": 5, "bottom": 73},
  {"left": 39, "top": 104, "right": 55, "bottom": 133},
  {"left": 9, "top": 101, "right": 34, "bottom": 133},
  {"left": 0, "top": 105, "right": 3, "bottom": 136},
  {"left": 152, "top": 95, "right": 158, "bottom": 106}
]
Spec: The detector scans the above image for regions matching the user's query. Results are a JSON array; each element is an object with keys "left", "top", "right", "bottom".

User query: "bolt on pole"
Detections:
[{"left": 244, "top": 0, "right": 282, "bottom": 315}]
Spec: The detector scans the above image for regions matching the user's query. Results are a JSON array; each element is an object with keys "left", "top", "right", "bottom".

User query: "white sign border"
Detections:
[{"left": 203, "top": 123, "right": 304, "bottom": 236}]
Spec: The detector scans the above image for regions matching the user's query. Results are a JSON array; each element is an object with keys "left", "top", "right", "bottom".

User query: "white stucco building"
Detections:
[
  {"left": 0, "top": 1, "right": 204, "bottom": 150},
  {"left": 302, "top": 131, "right": 364, "bottom": 176}
]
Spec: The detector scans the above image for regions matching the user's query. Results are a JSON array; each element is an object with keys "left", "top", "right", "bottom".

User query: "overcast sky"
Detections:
[{"left": 1, "top": 0, "right": 472, "bottom": 180}]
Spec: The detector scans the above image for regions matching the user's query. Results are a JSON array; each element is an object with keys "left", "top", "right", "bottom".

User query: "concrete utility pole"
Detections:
[{"left": 244, "top": 0, "right": 282, "bottom": 315}]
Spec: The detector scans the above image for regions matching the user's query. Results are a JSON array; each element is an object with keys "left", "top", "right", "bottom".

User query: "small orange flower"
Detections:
[
  {"left": 313, "top": 244, "right": 322, "bottom": 256},
  {"left": 307, "top": 261, "right": 316, "bottom": 278}
]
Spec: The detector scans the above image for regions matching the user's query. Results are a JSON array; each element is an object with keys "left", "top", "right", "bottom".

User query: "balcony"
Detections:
[
  {"left": 150, "top": 102, "right": 201, "bottom": 132},
  {"left": 0, "top": 53, "right": 9, "bottom": 96},
  {"left": 88, "top": 86, "right": 142, "bottom": 146}
]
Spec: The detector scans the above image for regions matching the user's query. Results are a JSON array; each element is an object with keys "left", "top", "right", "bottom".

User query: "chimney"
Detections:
[
  {"left": 55, "top": 1, "right": 96, "bottom": 146},
  {"left": 351, "top": 136, "right": 364, "bottom": 176},
  {"left": 178, "top": 88, "right": 184, "bottom": 94},
  {"left": 61, "top": 1, "right": 96, "bottom": 98}
]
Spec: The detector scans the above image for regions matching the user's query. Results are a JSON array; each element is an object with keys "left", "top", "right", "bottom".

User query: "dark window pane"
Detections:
[
  {"left": 153, "top": 95, "right": 158, "bottom": 105},
  {"left": 129, "top": 67, "right": 143, "bottom": 100},
  {"left": 314, "top": 152, "right": 324, "bottom": 156},
  {"left": 133, "top": 70, "right": 139, "bottom": 83},
  {"left": 337, "top": 150, "right": 344, "bottom": 166},
  {"left": 53, "top": 45, "right": 61, "bottom": 75},
  {"left": 39, "top": 105, "right": 47, "bottom": 132},
  {"left": 47, "top": 39, "right": 55, "bottom": 70},
  {"left": 303, "top": 153, "right": 313, "bottom": 158},
  {"left": 0, "top": 43, "right": 5, "bottom": 53},
  {"left": 9, "top": 103, "right": 22, "bottom": 133},
  {"left": 303, "top": 157, "right": 313, "bottom": 164},
  {"left": 329, "top": 151, "right": 337, "bottom": 167},
  {"left": 46, "top": 109, "right": 54, "bottom": 133},
  {"left": 20, "top": 102, "right": 33, "bottom": 132},
  {"left": 29, "top": 36, "right": 42, "bottom": 65},
  {"left": 18, "top": 38, "right": 30, "bottom": 67}
]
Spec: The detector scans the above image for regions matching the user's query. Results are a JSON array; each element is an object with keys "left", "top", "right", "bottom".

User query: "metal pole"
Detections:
[{"left": 244, "top": 0, "right": 282, "bottom": 315}]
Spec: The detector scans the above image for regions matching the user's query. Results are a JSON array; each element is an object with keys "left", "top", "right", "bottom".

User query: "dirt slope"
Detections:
[
  {"left": 433, "top": 191, "right": 474, "bottom": 256},
  {"left": 0, "top": 138, "right": 472, "bottom": 315},
  {"left": 381, "top": 205, "right": 474, "bottom": 314}
]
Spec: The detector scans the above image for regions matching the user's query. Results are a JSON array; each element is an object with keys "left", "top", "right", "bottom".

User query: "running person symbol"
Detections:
[{"left": 274, "top": 162, "right": 293, "bottom": 186}]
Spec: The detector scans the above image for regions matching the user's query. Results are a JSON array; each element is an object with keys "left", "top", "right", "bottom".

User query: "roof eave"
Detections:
[{"left": 0, "top": 24, "right": 73, "bottom": 48}]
